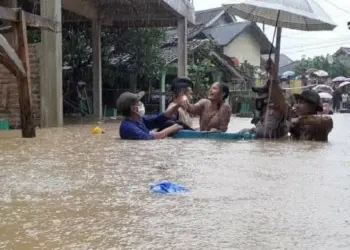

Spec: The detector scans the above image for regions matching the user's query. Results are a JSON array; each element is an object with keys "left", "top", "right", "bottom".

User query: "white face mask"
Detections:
[{"left": 137, "top": 103, "right": 145, "bottom": 117}]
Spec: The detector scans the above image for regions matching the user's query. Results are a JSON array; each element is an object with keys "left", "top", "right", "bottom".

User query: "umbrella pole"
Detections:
[{"left": 274, "top": 27, "right": 282, "bottom": 79}]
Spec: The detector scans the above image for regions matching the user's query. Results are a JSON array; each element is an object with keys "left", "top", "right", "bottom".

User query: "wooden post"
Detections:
[
  {"left": 160, "top": 69, "right": 167, "bottom": 112},
  {"left": 40, "top": 0, "right": 63, "bottom": 127},
  {"left": 0, "top": 34, "right": 26, "bottom": 78},
  {"left": 177, "top": 17, "right": 188, "bottom": 76},
  {"left": 2, "top": 0, "right": 17, "bottom": 46},
  {"left": 275, "top": 27, "right": 282, "bottom": 78},
  {"left": 92, "top": 18, "right": 102, "bottom": 119},
  {"left": 15, "top": 10, "right": 35, "bottom": 137}
]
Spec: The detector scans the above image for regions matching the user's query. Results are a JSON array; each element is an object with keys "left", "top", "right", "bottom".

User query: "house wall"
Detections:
[
  {"left": 223, "top": 31, "right": 261, "bottom": 67},
  {"left": 0, "top": 44, "right": 40, "bottom": 128}
]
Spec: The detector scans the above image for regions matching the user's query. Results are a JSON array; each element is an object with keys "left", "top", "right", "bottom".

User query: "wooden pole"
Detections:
[
  {"left": 0, "top": 5, "right": 58, "bottom": 32},
  {"left": 0, "top": 34, "right": 26, "bottom": 78},
  {"left": 274, "top": 27, "right": 282, "bottom": 78},
  {"left": 92, "top": 18, "right": 102, "bottom": 119},
  {"left": 177, "top": 17, "right": 188, "bottom": 76},
  {"left": 160, "top": 69, "right": 167, "bottom": 112},
  {"left": 40, "top": 0, "right": 63, "bottom": 127},
  {"left": 15, "top": 10, "right": 36, "bottom": 137}
]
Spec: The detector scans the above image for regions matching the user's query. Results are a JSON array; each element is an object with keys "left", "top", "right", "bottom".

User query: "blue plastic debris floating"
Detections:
[
  {"left": 172, "top": 130, "right": 256, "bottom": 140},
  {"left": 150, "top": 181, "right": 189, "bottom": 194}
]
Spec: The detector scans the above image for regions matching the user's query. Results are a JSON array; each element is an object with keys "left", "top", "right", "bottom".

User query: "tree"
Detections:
[
  {"left": 28, "top": 23, "right": 166, "bottom": 87},
  {"left": 187, "top": 40, "right": 216, "bottom": 100},
  {"left": 293, "top": 54, "right": 350, "bottom": 78}
]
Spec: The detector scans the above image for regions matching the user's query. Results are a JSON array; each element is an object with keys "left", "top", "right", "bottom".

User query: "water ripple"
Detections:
[{"left": 0, "top": 115, "right": 349, "bottom": 249}]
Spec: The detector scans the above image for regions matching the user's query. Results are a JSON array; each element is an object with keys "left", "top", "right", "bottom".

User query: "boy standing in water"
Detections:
[{"left": 167, "top": 76, "right": 194, "bottom": 128}]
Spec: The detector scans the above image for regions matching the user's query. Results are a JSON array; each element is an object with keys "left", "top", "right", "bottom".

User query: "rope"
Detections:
[{"left": 281, "top": 84, "right": 318, "bottom": 90}]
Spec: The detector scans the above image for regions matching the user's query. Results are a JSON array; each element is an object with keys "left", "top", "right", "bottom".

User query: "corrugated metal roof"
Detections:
[
  {"left": 161, "top": 39, "right": 208, "bottom": 65},
  {"left": 203, "top": 21, "right": 274, "bottom": 54},
  {"left": 203, "top": 22, "right": 249, "bottom": 46},
  {"left": 164, "top": 25, "right": 205, "bottom": 44},
  {"left": 261, "top": 54, "right": 294, "bottom": 68},
  {"left": 334, "top": 47, "right": 350, "bottom": 56},
  {"left": 342, "top": 47, "right": 350, "bottom": 54},
  {"left": 195, "top": 7, "right": 224, "bottom": 25}
]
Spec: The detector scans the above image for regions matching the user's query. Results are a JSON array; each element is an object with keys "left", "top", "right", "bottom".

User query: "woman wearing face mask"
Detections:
[
  {"left": 184, "top": 82, "right": 232, "bottom": 132},
  {"left": 117, "top": 91, "right": 186, "bottom": 140}
]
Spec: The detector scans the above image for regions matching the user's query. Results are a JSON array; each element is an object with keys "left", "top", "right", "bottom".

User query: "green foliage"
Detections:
[
  {"left": 187, "top": 40, "right": 216, "bottom": 99},
  {"left": 239, "top": 60, "right": 259, "bottom": 88},
  {"left": 239, "top": 60, "right": 256, "bottom": 79},
  {"left": 115, "top": 28, "right": 166, "bottom": 80},
  {"left": 28, "top": 23, "right": 166, "bottom": 87},
  {"left": 27, "top": 29, "right": 40, "bottom": 44},
  {"left": 293, "top": 55, "right": 350, "bottom": 78},
  {"left": 62, "top": 24, "right": 93, "bottom": 70}
]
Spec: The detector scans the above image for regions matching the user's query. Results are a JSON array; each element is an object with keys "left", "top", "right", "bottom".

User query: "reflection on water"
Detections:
[{"left": 0, "top": 115, "right": 350, "bottom": 249}]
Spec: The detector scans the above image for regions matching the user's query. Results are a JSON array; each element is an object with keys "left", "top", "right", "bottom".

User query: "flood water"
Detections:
[{"left": 0, "top": 114, "right": 349, "bottom": 250}]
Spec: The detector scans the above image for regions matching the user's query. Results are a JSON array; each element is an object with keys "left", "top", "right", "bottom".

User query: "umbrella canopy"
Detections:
[
  {"left": 222, "top": 0, "right": 337, "bottom": 31},
  {"left": 222, "top": 0, "right": 336, "bottom": 78},
  {"left": 332, "top": 76, "right": 347, "bottom": 82},
  {"left": 313, "top": 84, "right": 333, "bottom": 93},
  {"left": 318, "top": 92, "right": 333, "bottom": 99},
  {"left": 338, "top": 81, "right": 350, "bottom": 88},
  {"left": 312, "top": 70, "right": 328, "bottom": 77},
  {"left": 281, "top": 70, "right": 295, "bottom": 78},
  {"left": 305, "top": 68, "right": 318, "bottom": 75}
]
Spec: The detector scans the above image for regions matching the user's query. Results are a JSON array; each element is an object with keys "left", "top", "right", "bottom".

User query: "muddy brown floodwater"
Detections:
[{"left": 0, "top": 115, "right": 350, "bottom": 250}]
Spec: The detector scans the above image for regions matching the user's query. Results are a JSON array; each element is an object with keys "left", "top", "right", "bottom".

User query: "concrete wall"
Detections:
[
  {"left": 0, "top": 44, "right": 40, "bottom": 128},
  {"left": 223, "top": 31, "right": 261, "bottom": 67}
]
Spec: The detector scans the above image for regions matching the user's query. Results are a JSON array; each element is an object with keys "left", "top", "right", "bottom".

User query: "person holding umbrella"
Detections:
[
  {"left": 223, "top": 0, "right": 336, "bottom": 140},
  {"left": 256, "top": 60, "right": 333, "bottom": 141}
]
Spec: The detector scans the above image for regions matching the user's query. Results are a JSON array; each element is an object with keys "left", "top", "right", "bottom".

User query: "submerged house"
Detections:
[
  {"left": 158, "top": 7, "right": 274, "bottom": 111},
  {"left": 160, "top": 7, "right": 274, "bottom": 84}
]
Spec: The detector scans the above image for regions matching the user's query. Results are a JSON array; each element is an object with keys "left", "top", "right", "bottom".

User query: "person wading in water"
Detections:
[
  {"left": 183, "top": 82, "right": 232, "bottom": 132},
  {"left": 248, "top": 59, "right": 333, "bottom": 141},
  {"left": 166, "top": 77, "right": 194, "bottom": 128}
]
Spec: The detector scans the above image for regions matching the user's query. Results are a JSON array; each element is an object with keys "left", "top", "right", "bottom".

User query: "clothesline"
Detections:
[
  {"left": 230, "top": 84, "right": 318, "bottom": 92},
  {"left": 281, "top": 84, "right": 318, "bottom": 90}
]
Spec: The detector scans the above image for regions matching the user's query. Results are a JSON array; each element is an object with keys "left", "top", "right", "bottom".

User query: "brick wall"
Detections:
[{"left": 0, "top": 44, "right": 40, "bottom": 128}]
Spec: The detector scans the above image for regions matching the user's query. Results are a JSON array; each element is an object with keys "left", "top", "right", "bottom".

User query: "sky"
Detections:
[{"left": 193, "top": 0, "right": 350, "bottom": 61}]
